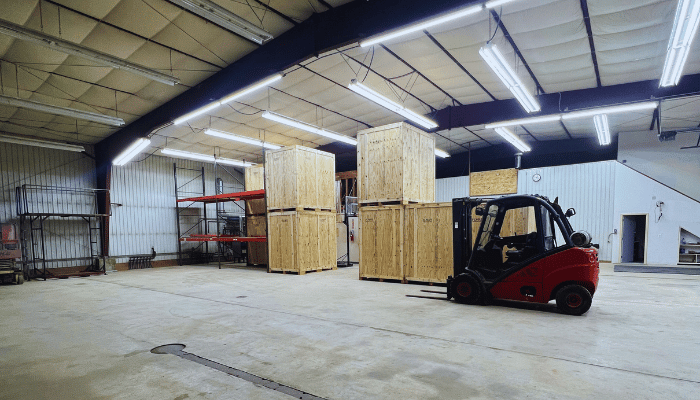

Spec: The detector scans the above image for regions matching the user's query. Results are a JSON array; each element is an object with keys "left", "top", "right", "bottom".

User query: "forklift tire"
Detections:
[
  {"left": 556, "top": 285, "right": 592, "bottom": 316},
  {"left": 452, "top": 273, "right": 482, "bottom": 305},
  {"left": 16, "top": 273, "right": 24, "bottom": 285}
]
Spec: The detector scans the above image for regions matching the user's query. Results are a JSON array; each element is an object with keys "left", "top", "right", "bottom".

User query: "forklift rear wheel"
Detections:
[
  {"left": 452, "top": 274, "right": 482, "bottom": 305},
  {"left": 16, "top": 273, "right": 24, "bottom": 285},
  {"left": 556, "top": 285, "right": 591, "bottom": 315}
]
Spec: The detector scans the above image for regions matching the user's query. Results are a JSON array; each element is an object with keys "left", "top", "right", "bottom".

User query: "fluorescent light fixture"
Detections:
[
  {"left": 348, "top": 79, "right": 438, "bottom": 129},
  {"left": 562, "top": 102, "right": 658, "bottom": 120},
  {"left": 593, "top": 114, "right": 611, "bottom": 146},
  {"left": 434, "top": 148, "right": 450, "bottom": 158},
  {"left": 0, "top": 94, "right": 125, "bottom": 126},
  {"left": 485, "top": 0, "right": 520, "bottom": 8},
  {"left": 485, "top": 114, "right": 561, "bottom": 129},
  {"left": 261, "top": 111, "right": 358, "bottom": 145},
  {"left": 173, "top": 74, "right": 282, "bottom": 125},
  {"left": 660, "top": 0, "right": 700, "bottom": 86},
  {"left": 168, "top": 0, "right": 273, "bottom": 45},
  {"left": 494, "top": 127, "right": 531, "bottom": 152},
  {"left": 161, "top": 148, "right": 255, "bottom": 167},
  {"left": 359, "top": 4, "right": 482, "bottom": 47},
  {"left": 0, "top": 133, "right": 84, "bottom": 152},
  {"left": 113, "top": 138, "right": 151, "bottom": 166},
  {"left": 479, "top": 44, "right": 540, "bottom": 113},
  {"left": 0, "top": 18, "right": 179, "bottom": 86},
  {"left": 205, "top": 129, "right": 281, "bottom": 149}
]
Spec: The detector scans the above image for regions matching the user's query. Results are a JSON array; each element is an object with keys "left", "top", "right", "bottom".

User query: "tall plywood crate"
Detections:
[
  {"left": 244, "top": 165, "right": 267, "bottom": 265},
  {"left": 245, "top": 165, "right": 266, "bottom": 215},
  {"left": 268, "top": 210, "right": 336, "bottom": 274},
  {"left": 265, "top": 145, "right": 335, "bottom": 211},
  {"left": 358, "top": 205, "right": 404, "bottom": 281},
  {"left": 357, "top": 122, "right": 435, "bottom": 204},
  {"left": 404, "top": 203, "right": 453, "bottom": 283}
]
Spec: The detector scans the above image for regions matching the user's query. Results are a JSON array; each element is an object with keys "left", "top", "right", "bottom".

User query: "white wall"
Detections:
[
  {"left": 435, "top": 175, "right": 470, "bottom": 203},
  {"left": 518, "top": 161, "right": 617, "bottom": 262},
  {"left": 612, "top": 163, "right": 700, "bottom": 265},
  {"left": 109, "top": 154, "right": 245, "bottom": 263},
  {"left": 0, "top": 142, "right": 97, "bottom": 267},
  {"left": 618, "top": 130, "right": 700, "bottom": 202}
]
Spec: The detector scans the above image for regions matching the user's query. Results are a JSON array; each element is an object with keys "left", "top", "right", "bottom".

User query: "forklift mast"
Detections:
[{"left": 452, "top": 197, "right": 490, "bottom": 277}]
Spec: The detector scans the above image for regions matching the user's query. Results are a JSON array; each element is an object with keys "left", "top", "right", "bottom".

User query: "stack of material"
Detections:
[
  {"left": 266, "top": 145, "right": 337, "bottom": 274},
  {"left": 245, "top": 165, "right": 267, "bottom": 265},
  {"left": 357, "top": 122, "right": 452, "bottom": 283}
]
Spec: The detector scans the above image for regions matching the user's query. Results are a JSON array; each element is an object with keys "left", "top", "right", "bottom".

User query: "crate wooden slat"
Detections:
[
  {"left": 267, "top": 210, "right": 336, "bottom": 274},
  {"left": 404, "top": 203, "right": 453, "bottom": 284},
  {"left": 357, "top": 122, "right": 435, "bottom": 204},
  {"left": 469, "top": 168, "right": 518, "bottom": 196},
  {"left": 246, "top": 215, "right": 267, "bottom": 237},
  {"left": 265, "top": 145, "right": 335, "bottom": 210},
  {"left": 245, "top": 165, "right": 265, "bottom": 191},
  {"left": 358, "top": 205, "right": 404, "bottom": 281}
]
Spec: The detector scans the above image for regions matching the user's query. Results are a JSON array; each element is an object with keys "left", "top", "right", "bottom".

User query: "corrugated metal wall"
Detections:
[
  {"left": 518, "top": 161, "right": 616, "bottom": 261},
  {"left": 436, "top": 175, "right": 470, "bottom": 203},
  {"left": 0, "top": 142, "right": 97, "bottom": 267},
  {"left": 109, "top": 154, "right": 245, "bottom": 263}
]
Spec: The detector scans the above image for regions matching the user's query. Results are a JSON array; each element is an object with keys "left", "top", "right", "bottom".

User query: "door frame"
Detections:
[{"left": 618, "top": 213, "right": 649, "bottom": 264}]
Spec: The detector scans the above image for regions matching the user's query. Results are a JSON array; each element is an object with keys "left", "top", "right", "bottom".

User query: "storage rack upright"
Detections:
[{"left": 15, "top": 184, "right": 109, "bottom": 280}]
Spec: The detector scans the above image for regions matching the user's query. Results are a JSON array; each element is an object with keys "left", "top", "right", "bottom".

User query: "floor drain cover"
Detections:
[{"left": 151, "top": 343, "right": 328, "bottom": 400}]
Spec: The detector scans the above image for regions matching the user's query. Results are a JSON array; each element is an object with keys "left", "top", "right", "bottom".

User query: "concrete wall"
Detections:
[
  {"left": 618, "top": 130, "right": 700, "bottom": 202},
  {"left": 611, "top": 163, "right": 700, "bottom": 265}
]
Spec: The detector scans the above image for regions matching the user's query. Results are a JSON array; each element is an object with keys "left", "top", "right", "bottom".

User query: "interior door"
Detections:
[{"left": 621, "top": 216, "right": 636, "bottom": 263}]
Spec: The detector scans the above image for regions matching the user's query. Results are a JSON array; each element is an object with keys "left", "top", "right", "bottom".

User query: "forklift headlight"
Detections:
[{"left": 571, "top": 231, "right": 592, "bottom": 247}]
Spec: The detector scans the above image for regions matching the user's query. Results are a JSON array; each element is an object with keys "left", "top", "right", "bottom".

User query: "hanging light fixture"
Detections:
[
  {"left": 161, "top": 148, "right": 255, "bottom": 167},
  {"left": 204, "top": 129, "right": 281, "bottom": 149},
  {"left": 0, "top": 133, "right": 85, "bottom": 152},
  {"left": 593, "top": 114, "right": 611, "bottom": 146},
  {"left": 434, "top": 148, "right": 450, "bottom": 158},
  {"left": 494, "top": 127, "right": 531, "bottom": 152},
  {"left": 660, "top": 0, "right": 700, "bottom": 87},
  {"left": 173, "top": 74, "right": 282, "bottom": 125},
  {"left": 113, "top": 139, "right": 151, "bottom": 166},
  {"left": 0, "top": 94, "right": 125, "bottom": 126},
  {"left": 479, "top": 44, "right": 540, "bottom": 113},
  {"left": 348, "top": 80, "right": 438, "bottom": 129},
  {"left": 261, "top": 111, "right": 358, "bottom": 145}
]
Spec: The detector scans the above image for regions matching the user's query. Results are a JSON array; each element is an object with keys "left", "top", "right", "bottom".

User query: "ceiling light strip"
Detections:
[
  {"left": 0, "top": 94, "right": 125, "bottom": 126},
  {"left": 660, "top": 0, "right": 700, "bottom": 87},
  {"left": 348, "top": 79, "right": 438, "bottom": 129},
  {"left": 0, "top": 133, "right": 85, "bottom": 152},
  {"left": 113, "top": 138, "right": 151, "bottom": 166},
  {"left": 593, "top": 114, "right": 611, "bottom": 146},
  {"left": 0, "top": 18, "right": 179, "bottom": 86},
  {"left": 204, "top": 129, "right": 281, "bottom": 149},
  {"left": 434, "top": 148, "right": 450, "bottom": 158},
  {"left": 168, "top": 0, "right": 273, "bottom": 45},
  {"left": 360, "top": 4, "right": 483, "bottom": 47},
  {"left": 486, "top": 102, "right": 659, "bottom": 128},
  {"left": 479, "top": 44, "right": 540, "bottom": 113},
  {"left": 173, "top": 74, "right": 282, "bottom": 125},
  {"left": 485, "top": 114, "right": 561, "bottom": 129},
  {"left": 485, "top": 0, "right": 520, "bottom": 8},
  {"left": 494, "top": 127, "right": 531, "bottom": 152},
  {"left": 161, "top": 148, "right": 255, "bottom": 167},
  {"left": 261, "top": 111, "right": 358, "bottom": 145}
]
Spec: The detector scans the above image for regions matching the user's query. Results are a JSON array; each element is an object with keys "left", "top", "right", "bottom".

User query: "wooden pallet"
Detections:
[
  {"left": 359, "top": 276, "right": 406, "bottom": 284},
  {"left": 269, "top": 266, "right": 338, "bottom": 275},
  {"left": 358, "top": 199, "right": 419, "bottom": 207},
  {"left": 268, "top": 207, "right": 334, "bottom": 213}
]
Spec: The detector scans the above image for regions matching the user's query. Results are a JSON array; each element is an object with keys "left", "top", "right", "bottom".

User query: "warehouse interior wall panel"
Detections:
[
  {"left": 0, "top": 142, "right": 97, "bottom": 267},
  {"left": 612, "top": 162, "right": 700, "bottom": 265},
  {"left": 109, "top": 154, "right": 244, "bottom": 264},
  {"left": 435, "top": 175, "right": 470, "bottom": 203},
  {"left": 517, "top": 161, "right": 617, "bottom": 262}
]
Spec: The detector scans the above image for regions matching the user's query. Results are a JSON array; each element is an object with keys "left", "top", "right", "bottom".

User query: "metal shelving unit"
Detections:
[{"left": 15, "top": 185, "right": 109, "bottom": 280}]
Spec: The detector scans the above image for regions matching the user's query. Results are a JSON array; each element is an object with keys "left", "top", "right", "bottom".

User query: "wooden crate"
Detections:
[
  {"left": 267, "top": 210, "right": 336, "bottom": 274},
  {"left": 470, "top": 168, "right": 518, "bottom": 196},
  {"left": 404, "top": 203, "right": 453, "bottom": 284},
  {"left": 358, "top": 205, "right": 404, "bottom": 281},
  {"left": 357, "top": 122, "right": 435, "bottom": 204},
  {"left": 246, "top": 215, "right": 267, "bottom": 237},
  {"left": 245, "top": 165, "right": 265, "bottom": 190},
  {"left": 265, "top": 145, "right": 335, "bottom": 211}
]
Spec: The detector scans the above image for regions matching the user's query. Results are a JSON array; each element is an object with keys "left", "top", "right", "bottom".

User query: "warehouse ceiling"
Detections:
[{"left": 0, "top": 0, "right": 699, "bottom": 163}]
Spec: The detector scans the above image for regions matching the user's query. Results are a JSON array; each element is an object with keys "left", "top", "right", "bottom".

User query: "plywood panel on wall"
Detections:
[
  {"left": 470, "top": 168, "right": 518, "bottom": 196},
  {"left": 357, "top": 122, "right": 435, "bottom": 204},
  {"left": 265, "top": 146, "right": 335, "bottom": 210}
]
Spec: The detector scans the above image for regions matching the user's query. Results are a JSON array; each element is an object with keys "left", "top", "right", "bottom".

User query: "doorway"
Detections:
[{"left": 620, "top": 214, "right": 648, "bottom": 263}]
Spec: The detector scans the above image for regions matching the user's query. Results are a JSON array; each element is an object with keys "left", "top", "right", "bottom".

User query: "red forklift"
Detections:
[{"left": 447, "top": 195, "right": 599, "bottom": 315}]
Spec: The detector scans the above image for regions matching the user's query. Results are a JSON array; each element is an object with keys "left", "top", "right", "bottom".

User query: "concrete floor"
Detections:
[{"left": 1, "top": 263, "right": 699, "bottom": 399}]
